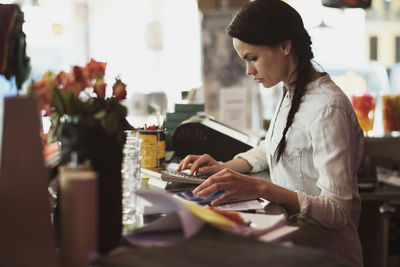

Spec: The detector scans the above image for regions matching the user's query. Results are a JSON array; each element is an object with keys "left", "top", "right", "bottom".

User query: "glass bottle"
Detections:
[{"left": 121, "top": 130, "right": 142, "bottom": 225}]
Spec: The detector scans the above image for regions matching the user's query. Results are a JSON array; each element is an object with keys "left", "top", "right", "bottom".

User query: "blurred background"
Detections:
[
  {"left": 2, "top": 2, "right": 400, "bottom": 267},
  {"left": 1, "top": 0, "right": 400, "bottom": 134}
]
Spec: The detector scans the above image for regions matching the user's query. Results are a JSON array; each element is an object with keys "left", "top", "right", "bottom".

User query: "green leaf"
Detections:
[
  {"left": 51, "top": 86, "right": 65, "bottom": 114},
  {"left": 61, "top": 90, "right": 80, "bottom": 115},
  {"left": 48, "top": 113, "right": 61, "bottom": 143}
]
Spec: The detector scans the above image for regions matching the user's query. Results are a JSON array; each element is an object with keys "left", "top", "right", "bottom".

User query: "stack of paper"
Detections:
[
  {"left": 205, "top": 199, "right": 268, "bottom": 211},
  {"left": 124, "top": 189, "right": 298, "bottom": 247}
]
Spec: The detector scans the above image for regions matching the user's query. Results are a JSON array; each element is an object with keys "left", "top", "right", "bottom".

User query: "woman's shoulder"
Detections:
[
  {"left": 305, "top": 74, "right": 352, "bottom": 109},
  {"left": 301, "top": 74, "right": 359, "bottom": 129}
]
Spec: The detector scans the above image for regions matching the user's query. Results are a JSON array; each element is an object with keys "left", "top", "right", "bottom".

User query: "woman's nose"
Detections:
[{"left": 246, "top": 63, "right": 256, "bottom": 76}]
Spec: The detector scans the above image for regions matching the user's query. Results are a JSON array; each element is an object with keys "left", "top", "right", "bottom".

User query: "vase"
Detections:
[{"left": 55, "top": 118, "right": 124, "bottom": 254}]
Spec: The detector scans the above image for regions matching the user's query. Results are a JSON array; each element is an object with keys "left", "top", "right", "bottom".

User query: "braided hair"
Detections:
[{"left": 226, "top": 0, "right": 314, "bottom": 162}]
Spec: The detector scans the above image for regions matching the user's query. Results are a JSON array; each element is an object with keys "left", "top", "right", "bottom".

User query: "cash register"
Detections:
[{"left": 171, "top": 115, "right": 261, "bottom": 162}]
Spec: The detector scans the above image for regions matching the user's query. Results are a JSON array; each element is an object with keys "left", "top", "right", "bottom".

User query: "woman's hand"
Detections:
[
  {"left": 192, "top": 168, "right": 268, "bottom": 206},
  {"left": 177, "top": 154, "right": 225, "bottom": 176}
]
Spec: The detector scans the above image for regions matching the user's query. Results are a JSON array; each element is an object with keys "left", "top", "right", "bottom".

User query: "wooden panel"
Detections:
[{"left": 0, "top": 96, "right": 58, "bottom": 267}]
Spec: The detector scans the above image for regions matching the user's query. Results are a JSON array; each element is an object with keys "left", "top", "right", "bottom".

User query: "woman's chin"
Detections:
[
  {"left": 261, "top": 81, "right": 281, "bottom": 89},
  {"left": 261, "top": 82, "right": 272, "bottom": 88}
]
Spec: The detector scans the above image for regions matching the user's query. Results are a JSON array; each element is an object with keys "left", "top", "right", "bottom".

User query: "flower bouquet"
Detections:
[
  {"left": 29, "top": 58, "right": 131, "bottom": 145},
  {"left": 29, "top": 59, "right": 132, "bottom": 253}
]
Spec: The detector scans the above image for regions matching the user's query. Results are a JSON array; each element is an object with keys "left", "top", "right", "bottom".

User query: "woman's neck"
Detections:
[{"left": 283, "top": 65, "right": 322, "bottom": 91}]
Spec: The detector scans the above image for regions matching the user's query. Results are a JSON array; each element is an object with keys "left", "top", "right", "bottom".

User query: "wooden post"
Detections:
[{"left": 0, "top": 96, "right": 59, "bottom": 267}]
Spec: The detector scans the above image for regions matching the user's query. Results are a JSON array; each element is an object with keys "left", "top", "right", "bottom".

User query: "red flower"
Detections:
[
  {"left": 72, "top": 66, "right": 89, "bottom": 86},
  {"left": 55, "top": 71, "right": 68, "bottom": 87},
  {"left": 94, "top": 79, "right": 107, "bottom": 99},
  {"left": 112, "top": 78, "right": 127, "bottom": 100},
  {"left": 84, "top": 58, "right": 106, "bottom": 80},
  {"left": 57, "top": 66, "right": 89, "bottom": 97}
]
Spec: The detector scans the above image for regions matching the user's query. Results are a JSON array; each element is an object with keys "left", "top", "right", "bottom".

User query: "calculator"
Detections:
[{"left": 160, "top": 170, "right": 209, "bottom": 184}]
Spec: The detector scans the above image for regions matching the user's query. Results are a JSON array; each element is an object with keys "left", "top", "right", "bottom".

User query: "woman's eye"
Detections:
[{"left": 248, "top": 57, "right": 257, "bottom": 62}]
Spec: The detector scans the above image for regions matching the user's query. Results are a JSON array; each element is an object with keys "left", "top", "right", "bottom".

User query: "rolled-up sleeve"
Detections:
[
  {"left": 295, "top": 104, "right": 362, "bottom": 231},
  {"left": 234, "top": 140, "right": 269, "bottom": 173}
]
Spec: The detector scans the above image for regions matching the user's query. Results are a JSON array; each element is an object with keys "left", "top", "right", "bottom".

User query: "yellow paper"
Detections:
[{"left": 184, "top": 202, "right": 235, "bottom": 227}]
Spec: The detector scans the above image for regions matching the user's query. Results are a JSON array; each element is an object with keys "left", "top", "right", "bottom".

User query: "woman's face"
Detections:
[{"left": 232, "top": 38, "right": 294, "bottom": 88}]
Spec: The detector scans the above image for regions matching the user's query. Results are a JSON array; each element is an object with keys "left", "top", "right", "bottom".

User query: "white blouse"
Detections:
[{"left": 236, "top": 75, "right": 364, "bottom": 267}]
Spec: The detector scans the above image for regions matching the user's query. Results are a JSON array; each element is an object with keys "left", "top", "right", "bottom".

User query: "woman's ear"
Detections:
[{"left": 280, "top": 40, "right": 292, "bottom": 55}]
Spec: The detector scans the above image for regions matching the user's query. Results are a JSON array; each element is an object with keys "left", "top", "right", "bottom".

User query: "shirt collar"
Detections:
[{"left": 306, "top": 73, "right": 330, "bottom": 90}]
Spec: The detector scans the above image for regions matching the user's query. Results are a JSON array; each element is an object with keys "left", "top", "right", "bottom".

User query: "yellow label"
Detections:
[
  {"left": 158, "top": 141, "right": 166, "bottom": 158},
  {"left": 140, "top": 134, "right": 157, "bottom": 145},
  {"left": 140, "top": 134, "right": 157, "bottom": 168}
]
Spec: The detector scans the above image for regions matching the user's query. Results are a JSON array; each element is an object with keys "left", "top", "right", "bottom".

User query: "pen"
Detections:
[{"left": 240, "top": 209, "right": 257, "bottom": 213}]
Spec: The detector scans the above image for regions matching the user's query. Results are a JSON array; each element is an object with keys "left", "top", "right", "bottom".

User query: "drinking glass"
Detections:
[
  {"left": 351, "top": 93, "right": 376, "bottom": 136},
  {"left": 382, "top": 94, "right": 400, "bottom": 136}
]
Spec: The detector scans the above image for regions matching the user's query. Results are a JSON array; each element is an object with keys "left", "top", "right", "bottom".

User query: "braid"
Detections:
[{"left": 274, "top": 39, "right": 313, "bottom": 163}]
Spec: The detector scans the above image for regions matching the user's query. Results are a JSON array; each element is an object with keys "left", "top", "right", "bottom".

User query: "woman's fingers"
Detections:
[
  {"left": 189, "top": 154, "right": 214, "bottom": 175},
  {"left": 177, "top": 154, "right": 220, "bottom": 176},
  {"left": 210, "top": 191, "right": 235, "bottom": 206},
  {"left": 197, "top": 163, "right": 223, "bottom": 176},
  {"left": 193, "top": 169, "right": 232, "bottom": 195},
  {"left": 194, "top": 181, "right": 230, "bottom": 197},
  {"left": 192, "top": 177, "right": 213, "bottom": 195},
  {"left": 177, "top": 155, "right": 200, "bottom": 171},
  {"left": 193, "top": 169, "right": 264, "bottom": 206}
]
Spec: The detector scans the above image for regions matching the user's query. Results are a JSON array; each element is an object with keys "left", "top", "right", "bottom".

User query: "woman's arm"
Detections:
[
  {"left": 221, "top": 157, "right": 253, "bottom": 173},
  {"left": 193, "top": 167, "right": 300, "bottom": 214},
  {"left": 297, "top": 104, "right": 363, "bottom": 230},
  {"left": 262, "top": 183, "right": 300, "bottom": 214}
]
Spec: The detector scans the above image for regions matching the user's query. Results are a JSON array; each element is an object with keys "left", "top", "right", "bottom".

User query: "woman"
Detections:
[{"left": 177, "top": 0, "right": 364, "bottom": 266}]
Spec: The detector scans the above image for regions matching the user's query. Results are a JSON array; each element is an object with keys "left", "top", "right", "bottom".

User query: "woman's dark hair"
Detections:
[{"left": 226, "top": 0, "right": 314, "bottom": 163}]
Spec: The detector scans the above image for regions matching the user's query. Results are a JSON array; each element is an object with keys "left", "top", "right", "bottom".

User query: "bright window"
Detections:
[{"left": 19, "top": 0, "right": 201, "bottom": 111}]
